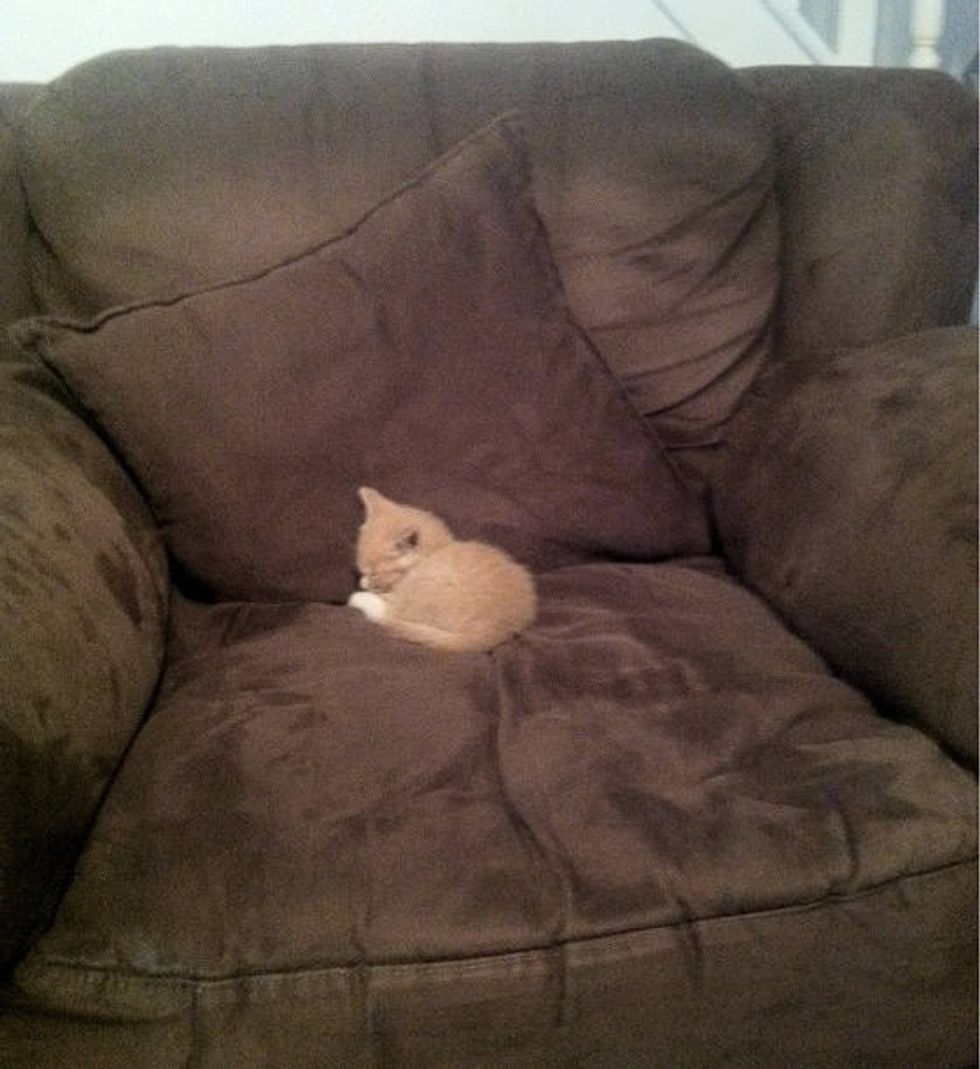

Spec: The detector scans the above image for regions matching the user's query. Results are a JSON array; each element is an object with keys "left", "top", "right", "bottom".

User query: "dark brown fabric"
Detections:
[
  {"left": 4, "top": 869, "right": 976, "bottom": 1068},
  {"left": 5, "top": 561, "right": 975, "bottom": 1065},
  {"left": 0, "top": 86, "right": 40, "bottom": 329},
  {"left": 15, "top": 117, "right": 707, "bottom": 603},
  {"left": 2, "top": 42, "right": 977, "bottom": 1068},
  {"left": 18, "top": 40, "right": 779, "bottom": 448},
  {"left": 740, "top": 66, "right": 978, "bottom": 357},
  {"left": 0, "top": 337, "right": 168, "bottom": 967},
  {"left": 714, "top": 326, "right": 978, "bottom": 765}
]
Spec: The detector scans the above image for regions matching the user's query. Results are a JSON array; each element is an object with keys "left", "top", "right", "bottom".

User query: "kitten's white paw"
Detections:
[{"left": 348, "top": 590, "right": 387, "bottom": 622}]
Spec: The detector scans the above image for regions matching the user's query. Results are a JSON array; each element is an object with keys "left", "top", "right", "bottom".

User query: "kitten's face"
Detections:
[{"left": 355, "top": 487, "right": 453, "bottom": 593}]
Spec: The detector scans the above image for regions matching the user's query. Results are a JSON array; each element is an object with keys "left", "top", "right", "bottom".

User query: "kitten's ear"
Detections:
[
  {"left": 395, "top": 528, "right": 420, "bottom": 553},
  {"left": 357, "top": 487, "right": 383, "bottom": 515}
]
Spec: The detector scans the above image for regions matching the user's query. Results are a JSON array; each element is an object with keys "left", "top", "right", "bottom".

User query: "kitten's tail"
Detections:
[{"left": 381, "top": 617, "right": 500, "bottom": 653}]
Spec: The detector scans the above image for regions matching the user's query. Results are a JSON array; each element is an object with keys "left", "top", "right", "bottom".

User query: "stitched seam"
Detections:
[
  {"left": 23, "top": 110, "right": 526, "bottom": 337},
  {"left": 24, "top": 856, "right": 976, "bottom": 988}
]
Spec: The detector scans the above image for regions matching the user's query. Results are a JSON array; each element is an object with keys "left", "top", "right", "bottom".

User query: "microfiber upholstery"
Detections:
[
  {"left": 15, "top": 117, "right": 707, "bottom": 603},
  {"left": 0, "top": 85, "right": 39, "bottom": 327},
  {"left": 739, "top": 66, "right": 978, "bottom": 355},
  {"left": 714, "top": 327, "right": 978, "bottom": 766},
  {"left": 18, "top": 40, "right": 778, "bottom": 451},
  {"left": 6, "top": 561, "right": 977, "bottom": 1065},
  {"left": 0, "top": 338, "right": 168, "bottom": 966},
  {"left": 1, "top": 41, "right": 977, "bottom": 1069}
]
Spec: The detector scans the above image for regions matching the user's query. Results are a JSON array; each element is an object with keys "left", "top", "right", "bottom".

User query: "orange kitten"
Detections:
[{"left": 347, "top": 487, "right": 537, "bottom": 652}]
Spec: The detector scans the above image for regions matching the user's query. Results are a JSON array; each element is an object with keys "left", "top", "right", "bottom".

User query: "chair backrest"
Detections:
[
  {"left": 740, "top": 65, "right": 977, "bottom": 358},
  {"left": 3, "top": 42, "right": 976, "bottom": 454},
  {"left": 0, "top": 84, "right": 41, "bottom": 326},
  {"left": 6, "top": 40, "right": 779, "bottom": 453}
]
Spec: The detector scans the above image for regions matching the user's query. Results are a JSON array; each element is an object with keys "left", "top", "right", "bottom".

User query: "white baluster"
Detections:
[
  {"left": 837, "top": 0, "right": 880, "bottom": 66},
  {"left": 908, "top": 0, "right": 946, "bottom": 68}
]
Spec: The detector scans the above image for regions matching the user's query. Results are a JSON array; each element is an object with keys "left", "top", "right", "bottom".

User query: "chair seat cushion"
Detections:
[{"left": 9, "top": 560, "right": 977, "bottom": 1065}]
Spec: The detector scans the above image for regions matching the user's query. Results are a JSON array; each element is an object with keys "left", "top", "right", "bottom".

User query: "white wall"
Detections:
[
  {"left": 8, "top": 1, "right": 965, "bottom": 84},
  {"left": 4, "top": 0, "right": 670, "bottom": 82},
  {"left": 4, "top": 0, "right": 818, "bottom": 83}
]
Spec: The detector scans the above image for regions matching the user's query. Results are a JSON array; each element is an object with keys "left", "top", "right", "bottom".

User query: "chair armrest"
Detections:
[
  {"left": 713, "top": 327, "right": 977, "bottom": 765},
  {"left": 0, "top": 337, "right": 168, "bottom": 966}
]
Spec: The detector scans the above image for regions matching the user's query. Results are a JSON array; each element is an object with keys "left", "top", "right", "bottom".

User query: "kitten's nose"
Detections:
[{"left": 359, "top": 575, "right": 371, "bottom": 590}]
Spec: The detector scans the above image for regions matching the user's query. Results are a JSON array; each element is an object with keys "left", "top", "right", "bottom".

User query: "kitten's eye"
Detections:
[{"left": 395, "top": 529, "right": 420, "bottom": 553}]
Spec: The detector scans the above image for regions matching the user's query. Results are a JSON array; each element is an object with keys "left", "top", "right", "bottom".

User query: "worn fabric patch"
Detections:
[{"left": 14, "top": 117, "right": 707, "bottom": 603}]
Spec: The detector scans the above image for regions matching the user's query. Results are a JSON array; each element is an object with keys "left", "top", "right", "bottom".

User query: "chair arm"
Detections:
[
  {"left": 713, "top": 326, "right": 977, "bottom": 765},
  {"left": 0, "top": 337, "right": 168, "bottom": 966}
]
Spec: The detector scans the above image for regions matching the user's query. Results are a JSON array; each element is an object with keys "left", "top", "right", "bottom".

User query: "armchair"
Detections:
[{"left": 0, "top": 39, "right": 975, "bottom": 1067}]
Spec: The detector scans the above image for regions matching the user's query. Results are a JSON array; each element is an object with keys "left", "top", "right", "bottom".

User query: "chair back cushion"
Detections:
[{"left": 18, "top": 40, "right": 779, "bottom": 449}]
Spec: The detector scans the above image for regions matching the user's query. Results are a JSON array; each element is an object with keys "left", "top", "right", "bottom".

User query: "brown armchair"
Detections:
[{"left": 1, "top": 40, "right": 975, "bottom": 1067}]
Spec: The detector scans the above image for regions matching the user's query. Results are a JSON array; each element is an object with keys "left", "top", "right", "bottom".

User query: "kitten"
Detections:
[{"left": 347, "top": 487, "right": 537, "bottom": 652}]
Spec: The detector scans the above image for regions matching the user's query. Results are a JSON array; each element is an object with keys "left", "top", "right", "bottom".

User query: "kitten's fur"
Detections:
[{"left": 347, "top": 487, "right": 537, "bottom": 652}]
